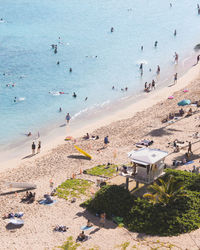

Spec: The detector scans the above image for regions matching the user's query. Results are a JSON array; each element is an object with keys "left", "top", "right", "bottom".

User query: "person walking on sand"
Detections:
[
  {"left": 37, "top": 141, "right": 41, "bottom": 154},
  {"left": 174, "top": 73, "right": 178, "bottom": 84},
  {"left": 188, "top": 141, "right": 192, "bottom": 154},
  {"left": 104, "top": 136, "right": 109, "bottom": 147},
  {"left": 32, "top": 142, "right": 36, "bottom": 155},
  {"left": 66, "top": 113, "right": 71, "bottom": 124}
]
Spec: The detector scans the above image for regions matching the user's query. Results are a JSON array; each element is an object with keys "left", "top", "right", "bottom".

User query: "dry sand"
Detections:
[{"left": 1, "top": 63, "right": 200, "bottom": 249}]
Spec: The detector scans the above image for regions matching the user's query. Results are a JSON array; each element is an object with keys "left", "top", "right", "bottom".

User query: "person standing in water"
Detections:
[
  {"left": 69, "top": 68, "right": 72, "bottom": 72},
  {"left": 174, "top": 29, "right": 177, "bottom": 36},
  {"left": 111, "top": 27, "right": 114, "bottom": 32},
  {"left": 197, "top": 54, "right": 200, "bottom": 64},
  {"left": 154, "top": 41, "right": 158, "bottom": 48},
  {"left": 139, "top": 63, "right": 143, "bottom": 75},
  {"left": 152, "top": 80, "right": 155, "bottom": 89},
  {"left": 156, "top": 65, "right": 160, "bottom": 75},
  {"left": 65, "top": 113, "right": 71, "bottom": 124},
  {"left": 174, "top": 52, "right": 178, "bottom": 64}
]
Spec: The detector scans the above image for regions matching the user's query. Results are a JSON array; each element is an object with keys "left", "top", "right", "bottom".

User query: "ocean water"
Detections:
[{"left": 0, "top": 0, "right": 200, "bottom": 147}]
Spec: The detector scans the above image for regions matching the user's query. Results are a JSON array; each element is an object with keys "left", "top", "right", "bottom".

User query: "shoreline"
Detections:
[{"left": 0, "top": 57, "right": 200, "bottom": 172}]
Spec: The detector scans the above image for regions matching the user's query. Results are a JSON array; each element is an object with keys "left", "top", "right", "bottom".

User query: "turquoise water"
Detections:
[{"left": 0, "top": 0, "right": 200, "bottom": 146}]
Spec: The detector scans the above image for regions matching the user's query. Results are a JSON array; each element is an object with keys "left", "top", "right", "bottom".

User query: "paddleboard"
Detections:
[
  {"left": 168, "top": 83, "right": 175, "bottom": 87},
  {"left": 74, "top": 145, "right": 92, "bottom": 159}
]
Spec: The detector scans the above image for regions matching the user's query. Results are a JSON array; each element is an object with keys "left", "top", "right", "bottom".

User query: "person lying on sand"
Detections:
[
  {"left": 86, "top": 220, "right": 93, "bottom": 228},
  {"left": 54, "top": 225, "right": 68, "bottom": 232}
]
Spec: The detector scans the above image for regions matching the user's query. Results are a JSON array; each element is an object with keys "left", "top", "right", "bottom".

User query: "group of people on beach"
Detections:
[{"left": 31, "top": 141, "right": 41, "bottom": 155}]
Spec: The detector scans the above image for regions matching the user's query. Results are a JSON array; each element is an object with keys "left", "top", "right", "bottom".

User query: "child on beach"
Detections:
[{"left": 99, "top": 212, "right": 106, "bottom": 227}]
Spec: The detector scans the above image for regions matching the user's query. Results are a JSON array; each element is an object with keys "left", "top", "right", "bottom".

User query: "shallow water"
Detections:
[{"left": 0, "top": 0, "right": 200, "bottom": 146}]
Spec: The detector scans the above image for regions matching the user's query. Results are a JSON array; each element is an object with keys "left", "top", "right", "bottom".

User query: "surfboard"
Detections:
[
  {"left": 5, "top": 182, "right": 37, "bottom": 189},
  {"left": 74, "top": 145, "right": 92, "bottom": 159},
  {"left": 168, "top": 83, "right": 175, "bottom": 87},
  {"left": 65, "top": 136, "right": 73, "bottom": 141}
]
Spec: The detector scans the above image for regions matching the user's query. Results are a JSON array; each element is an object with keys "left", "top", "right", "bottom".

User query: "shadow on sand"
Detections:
[
  {"left": 68, "top": 155, "right": 91, "bottom": 160},
  {"left": 74, "top": 210, "right": 117, "bottom": 232}
]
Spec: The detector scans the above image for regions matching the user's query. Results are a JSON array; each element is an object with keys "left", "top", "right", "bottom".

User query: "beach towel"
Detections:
[
  {"left": 39, "top": 199, "right": 57, "bottom": 206},
  {"left": 81, "top": 226, "right": 94, "bottom": 231},
  {"left": 184, "top": 161, "right": 194, "bottom": 165}
]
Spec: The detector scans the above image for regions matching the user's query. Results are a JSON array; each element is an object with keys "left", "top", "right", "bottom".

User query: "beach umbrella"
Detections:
[{"left": 178, "top": 99, "right": 191, "bottom": 106}]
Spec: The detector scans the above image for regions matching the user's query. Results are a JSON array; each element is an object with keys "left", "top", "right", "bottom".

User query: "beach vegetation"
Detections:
[
  {"left": 82, "top": 169, "right": 200, "bottom": 236},
  {"left": 143, "top": 174, "right": 187, "bottom": 205},
  {"left": 57, "top": 236, "right": 80, "bottom": 250},
  {"left": 56, "top": 179, "right": 92, "bottom": 200},
  {"left": 84, "top": 164, "right": 118, "bottom": 177},
  {"left": 81, "top": 185, "right": 133, "bottom": 218}
]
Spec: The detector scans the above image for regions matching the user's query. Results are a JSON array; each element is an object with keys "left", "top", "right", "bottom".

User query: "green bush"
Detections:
[
  {"left": 125, "top": 191, "right": 200, "bottom": 236},
  {"left": 83, "top": 169, "right": 200, "bottom": 236},
  {"left": 82, "top": 185, "right": 133, "bottom": 218}
]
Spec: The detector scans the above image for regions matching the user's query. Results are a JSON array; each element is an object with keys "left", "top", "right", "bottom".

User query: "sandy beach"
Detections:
[{"left": 1, "top": 61, "right": 200, "bottom": 249}]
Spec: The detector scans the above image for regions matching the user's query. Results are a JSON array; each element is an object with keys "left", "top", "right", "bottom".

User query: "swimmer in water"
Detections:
[
  {"left": 57, "top": 61, "right": 60, "bottom": 65},
  {"left": 69, "top": 68, "right": 72, "bottom": 72},
  {"left": 141, "top": 46, "right": 143, "bottom": 51},
  {"left": 85, "top": 97, "right": 88, "bottom": 101},
  {"left": 14, "top": 97, "right": 17, "bottom": 103},
  {"left": 59, "top": 107, "right": 62, "bottom": 112},
  {"left": 112, "top": 86, "right": 115, "bottom": 90},
  {"left": 125, "top": 87, "right": 128, "bottom": 91},
  {"left": 72, "top": 92, "right": 77, "bottom": 98},
  {"left": 170, "top": 3, "right": 172, "bottom": 7},
  {"left": 54, "top": 47, "right": 57, "bottom": 54},
  {"left": 154, "top": 41, "right": 158, "bottom": 48},
  {"left": 111, "top": 27, "right": 114, "bottom": 32}
]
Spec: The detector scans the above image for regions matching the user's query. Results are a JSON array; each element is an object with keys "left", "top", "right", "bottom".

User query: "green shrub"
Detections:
[{"left": 82, "top": 185, "right": 133, "bottom": 218}]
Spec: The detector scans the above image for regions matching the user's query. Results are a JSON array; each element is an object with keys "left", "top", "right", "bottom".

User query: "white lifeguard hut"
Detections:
[{"left": 122, "top": 148, "right": 168, "bottom": 189}]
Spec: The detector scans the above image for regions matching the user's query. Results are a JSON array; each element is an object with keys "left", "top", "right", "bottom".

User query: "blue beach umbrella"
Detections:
[{"left": 178, "top": 99, "right": 191, "bottom": 106}]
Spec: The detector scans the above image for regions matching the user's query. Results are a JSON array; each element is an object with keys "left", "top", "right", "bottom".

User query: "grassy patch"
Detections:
[
  {"left": 56, "top": 179, "right": 92, "bottom": 200},
  {"left": 57, "top": 236, "right": 80, "bottom": 250},
  {"left": 85, "top": 164, "right": 118, "bottom": 177}
]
